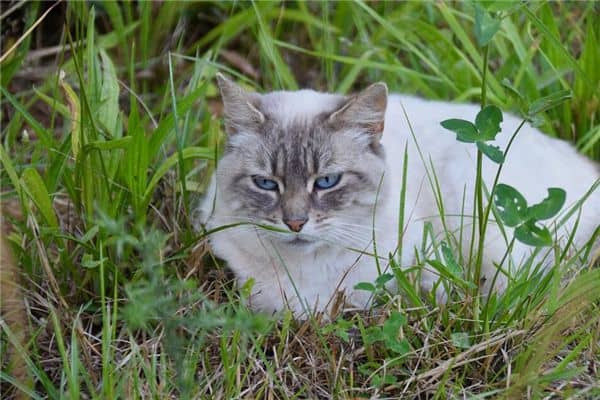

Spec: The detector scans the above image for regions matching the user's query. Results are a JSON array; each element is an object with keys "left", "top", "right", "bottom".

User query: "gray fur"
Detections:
[{"left": 216, "top": 74, "right": 388, "bottom": 230}]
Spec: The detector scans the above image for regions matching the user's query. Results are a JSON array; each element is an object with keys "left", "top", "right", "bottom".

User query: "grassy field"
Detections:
[{"left": 1, "top": 1, "right": 599, "bottom": 399}]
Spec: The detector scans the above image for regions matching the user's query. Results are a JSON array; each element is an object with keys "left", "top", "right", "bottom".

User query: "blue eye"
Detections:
[
  {"left": 314, "top": 173, "right": 342, "bottom": 190},
  {"left": 252, "top": 176, "right": 278, "bottom": 191}
]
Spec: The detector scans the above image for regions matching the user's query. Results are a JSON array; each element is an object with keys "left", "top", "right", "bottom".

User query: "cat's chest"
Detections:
[
  {"left": 273, "top": 244, "right": 354, "bottom": 273},
  {"left": 233, "top": 241, "right": 364, "bottom": 279},
  {"left": 269, "top": 245, "right": 382, "bottom": 294}
]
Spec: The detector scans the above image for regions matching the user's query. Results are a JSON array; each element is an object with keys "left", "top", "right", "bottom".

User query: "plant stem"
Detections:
[
  {"left": 476, "top": 119, "right": 526, "bottom": 299},
  {"left": 481, "top": 45, "right": 489, "bottom": 108},
  {"left": 482, "top": 120, "right": 527, "bottom": 231},
  {"left": 473, "top": 45, "right": 490, "bottom": 304},
  {"left": 473, "top": 151, "right": 484, "bottom": 307}
]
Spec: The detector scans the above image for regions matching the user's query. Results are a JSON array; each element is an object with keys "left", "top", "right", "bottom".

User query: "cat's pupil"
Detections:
[
  {"left": 252, "top": 176, "right": 278, "bottom": 191},
  {"left": 314, "top": 173, "right": 342, "bottom": 190}
]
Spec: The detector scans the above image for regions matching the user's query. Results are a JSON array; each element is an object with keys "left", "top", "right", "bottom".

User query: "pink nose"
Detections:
[{"left": 284, "top": 218, "right": 308, "bottom": 232}]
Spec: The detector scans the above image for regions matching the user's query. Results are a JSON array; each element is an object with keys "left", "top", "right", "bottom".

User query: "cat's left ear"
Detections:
[
  {"left": 328, "top": 82, "right": 388, "bottom": 138},
  {"left": 216, "top": 73, "right": 266, "bottom": 135}
]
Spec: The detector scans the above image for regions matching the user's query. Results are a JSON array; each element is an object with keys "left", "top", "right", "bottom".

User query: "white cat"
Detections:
[{"left": 198, "top": 74, "right": 599, "bottom": 316}]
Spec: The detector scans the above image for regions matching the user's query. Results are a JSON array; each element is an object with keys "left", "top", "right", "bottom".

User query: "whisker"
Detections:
[
  {"left": 322, "top": 227, "right": 371, "bottom": 247},
  {"left": 328, "top": 221, "right": 382, "bottom": 231},
  {"left": 325, "top": 225, "right": 374, "bottom": 239}
]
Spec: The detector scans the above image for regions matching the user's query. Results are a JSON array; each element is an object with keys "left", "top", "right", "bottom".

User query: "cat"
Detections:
[{"left": 198, "top": 73, "right": 599, "bottom": 316}]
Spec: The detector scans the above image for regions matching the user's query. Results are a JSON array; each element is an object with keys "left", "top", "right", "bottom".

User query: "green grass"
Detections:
[{"left": 1, "top": 1, "right": 599, "bottom": 398}]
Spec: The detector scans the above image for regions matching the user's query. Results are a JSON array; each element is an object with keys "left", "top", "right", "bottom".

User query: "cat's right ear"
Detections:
[
  {"left": 216, "top": 73, "right": 265, "bottom": 135},
  {"left": 327, "top": 82, "right": 388, "bottom": 139}
]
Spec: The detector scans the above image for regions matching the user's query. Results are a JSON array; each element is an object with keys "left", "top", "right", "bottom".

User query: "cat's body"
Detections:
[{"left": 199, "top": 75, "right": 599, "bottom": 316}]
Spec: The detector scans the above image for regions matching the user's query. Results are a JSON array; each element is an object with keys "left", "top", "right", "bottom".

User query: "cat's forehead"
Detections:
[
  {"left": 226, "top": 89, "right": 372, "bottom": 176},
  {"left": 259, "top": 90, "right": 346, "bottom": 125}
]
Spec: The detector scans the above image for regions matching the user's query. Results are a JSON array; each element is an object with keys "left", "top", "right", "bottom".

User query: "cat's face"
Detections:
[{"left": 213, "top": 75, "right": 388, "bottom": 249}]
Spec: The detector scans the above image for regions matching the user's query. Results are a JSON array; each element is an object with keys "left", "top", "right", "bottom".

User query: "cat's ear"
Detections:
[
  {"left": 328, "top": 82, "right": 388, "bottom": 138},
  {"left": 216, "top": 73, "right": 265, "bottom": 135}
]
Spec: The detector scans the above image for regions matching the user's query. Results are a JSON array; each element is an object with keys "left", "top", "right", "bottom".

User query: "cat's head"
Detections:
[{"left": 212, "top": 73, "right": 388, "bottom": 248}]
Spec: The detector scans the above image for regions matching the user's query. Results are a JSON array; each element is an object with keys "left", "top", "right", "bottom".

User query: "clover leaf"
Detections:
[
  {"left": 500, "top": 79, "right": 572, "bottom": 124},
  {"left": 382, "top": 311, "right": 409, "bottom": 355},
  {"left": 440, "top": 119, "right": 479, "bottom": 143},
  {"left": 515, "top": 220, "right": 552, "bottom": 247},
  {"left": 441, "top": 105, "right": 505, "bottom": 163},
  {"left": 494, "top": 183, "right": 528, "bottom": 227},
  {"left": 494, "top": 183, "right": 566, "bottom": 247},
  {"left": 441, "top": 241, "right": 462, "bottom": 278},
  {"left": 474, "top": 5, "right": 501, "bottom": 47},
  {"left": 527, "top": 90, "right": 572, "bottom": 117},
  {"left": 528, "top": 188, "right": 566, "bottom": 221},
  {"left": 477, "top": 142, "right": 505, "bottom": 163},
  {"left": 363, "top": 311, "right": 409, "bottom": 355},
  {"left": 475, "top": 105, "right": 503, "bottom": 140}
]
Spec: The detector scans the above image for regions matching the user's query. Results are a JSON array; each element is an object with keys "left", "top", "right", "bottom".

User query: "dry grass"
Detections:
[{"left": 1, "top": 1, "right": 599, "bottom": 399}]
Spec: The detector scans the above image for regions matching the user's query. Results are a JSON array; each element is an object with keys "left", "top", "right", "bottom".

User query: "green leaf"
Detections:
[
  {"left": 45, "top": 135, "right": 72, "bottom": 194},
  {"left": 494, "top": 184, "right": 528, "bottom": 227},
  {"left": 477, "top": 141, "right": 505, "bottom": 164},
  {"left": 382, "top": 311, "right": 408, "bottom": 354},
  {"left": 500, "top": 78, "right": 525, "bottom": 106},
  {"left": 440, "top": 119, "right": 479, "bottom": 143},
  {"left": 441, "top": 241, "right": 462, "bottom": 278},
  {"left": 372, "top": 373, "right": 398, "bottom": 387},
  {"left": 515, "top": 220, "right": 553, "bottom": 247},
  {"left": 527, "top": 188, "right": 566, "bottom": 221},
  {"left": 34, "top": 88, "right": 70, "bottom": 117},
  {"left": 81, "top": 254, "right": 102, "bottom": 269},
  {"left": 364, "top": 326, "right": 384, "bottom": 345},
  {"left": 386, "top": 338, "right": 410, "bottom": 355},
  {"left": 527, "top": 90, "right": 572, "bottom": 117},
  {"left": 334, "top": 328, "right": 350, "bottom": 343},
  {"left": 474, "top": 5, "right": 501, "bottom": 46},
  {"left": 481, "top": 0, "right": 520, "bottom": 12},
  {"left": 59, "top": 75, "right": 82, "bottom": 159},
  {"left": 426, "top": 259, "right": 477, "bottom": 290},
  {"left": 528, "top": 114, "right": 545, "bottom": 128},
  {"left": 84, "top": 137, "right": 132, "bottom": 151},
  {"left": 475, "top": 105, "right": 503, "bottom": 140},
  {"left": 80, "top": 226, "right": 99, "bottom": 243},
  {"left": 375, "top": 273, "right": 394, "bottom": 288},
  {"left": 451, "top": 332, "right": 471, "bottom": 349},
  {"left": 322, "top": 318, "right": 354, "bottom": 343},
  {"left": 97, "top": 50, "right": 120, "bottom": 136},
  {"left": 354, "top": 282, "right": 376, "bottom": 292},
  {"left": 20, "top": 168, "right": 58, "bottom": 228},
  {"left": 382, "top": 312, "right": 406, "bottom": 338},
  {"left": 240, "top": 278, "right": 256, "bottom": 300}
]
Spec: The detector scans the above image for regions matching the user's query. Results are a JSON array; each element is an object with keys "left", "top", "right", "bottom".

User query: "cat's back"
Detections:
[
  {"left": 382, "top": 94, "right": 599, "bottom": 240},
  {"left": 383, "top": 94, "right": 599, "bottom": 188},
  {"left": 382, "top": 94, "right": 481, "bottom": 161}
]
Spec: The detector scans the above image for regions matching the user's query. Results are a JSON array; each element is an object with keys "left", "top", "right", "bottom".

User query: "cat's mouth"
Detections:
[{"left": 284, "top": 235, "right": 315, "bottom": 245}]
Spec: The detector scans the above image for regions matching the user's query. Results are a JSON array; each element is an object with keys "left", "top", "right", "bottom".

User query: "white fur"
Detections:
[{"left": 200, "top": 92, "right": 599, "bottom": 316}]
